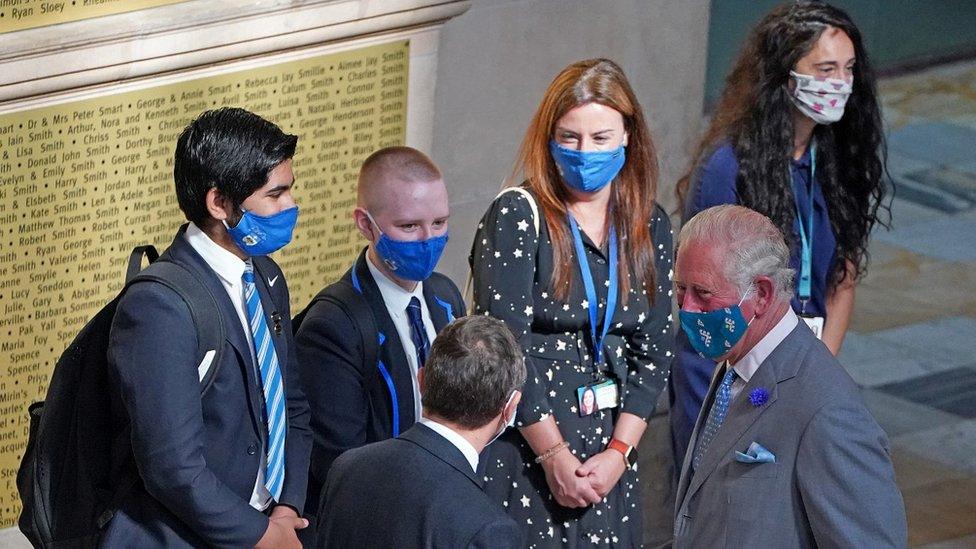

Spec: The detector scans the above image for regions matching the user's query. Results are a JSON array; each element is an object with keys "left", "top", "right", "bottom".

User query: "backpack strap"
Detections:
[
  {"left": 293, "top": 274, "right": 381, "bottom": 396},
  {"left": 125, "top": 245, "right": 160, "bottom": 283},
  {"left": 294, "top": 268, "right": 400, "bottom": 432},
  {"left": 96, "top": 251, "right": 228, "bottom": 529},
  {"left": 128, "top": 260, "right": 227, "bottom": 394},
  {"left": 464, "top": 186, "right": 540, "bottom": 312}
]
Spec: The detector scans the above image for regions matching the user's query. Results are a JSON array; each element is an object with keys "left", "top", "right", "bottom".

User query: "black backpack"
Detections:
[{"left": 17, "top": 245, "right": 227, "bottom": 548}]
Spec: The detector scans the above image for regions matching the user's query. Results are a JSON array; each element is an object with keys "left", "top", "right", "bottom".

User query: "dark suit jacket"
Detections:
[
  {"left": 673, "top": 320, "right": 907, "bottom": 548},
  {"left": 295, "top": 248, "right": 464, "bottom": 525},
  {"left": 317, "top": 423, "right": 521, "bottom": 548},
  {"left": 101, "top": 225, "right": 312, "bottom": 548}
]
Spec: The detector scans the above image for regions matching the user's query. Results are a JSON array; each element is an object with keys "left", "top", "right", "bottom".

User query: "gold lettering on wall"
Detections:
[
  {"left": 0, "top": 0, "right": 189, "bottom": 34},
  {"left": 0, "top": 39, "right": 409, "bottom": 526}
]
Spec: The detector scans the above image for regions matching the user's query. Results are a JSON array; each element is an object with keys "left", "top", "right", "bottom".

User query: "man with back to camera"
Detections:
[
  {"left": 294, "top": 146, "right": 465, "bottom": 538},
  {"left": 316, "top": 314, "right": 524, "bottom": 548},
  {"left": 102, "top": 107, "right": 312, "bottom": 548},
  {"left": 670, "top": 204, "right": 906, "bottom": 547}
]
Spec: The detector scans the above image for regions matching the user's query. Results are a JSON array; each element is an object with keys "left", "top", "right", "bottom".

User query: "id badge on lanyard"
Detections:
[
  {"left": 794, "top": 140, "right": 824, "bottom": 339},
  {"left": 568, "top": 213, "right": 621, "bottom": 416}
]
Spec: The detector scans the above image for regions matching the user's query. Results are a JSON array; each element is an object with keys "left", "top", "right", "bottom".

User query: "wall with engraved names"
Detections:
[
  {"left": 0, "top": 39, "right": 409, "bottom": 527},
  {"left": 0, "top": 0, "right": 189, "bottom": 33}
]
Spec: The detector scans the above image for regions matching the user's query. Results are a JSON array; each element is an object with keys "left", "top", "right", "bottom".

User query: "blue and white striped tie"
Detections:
[{"left": 242, "top": 264, "right": 286, "bottom": 501}]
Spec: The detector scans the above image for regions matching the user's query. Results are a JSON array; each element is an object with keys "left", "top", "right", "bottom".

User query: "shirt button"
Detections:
[
  {"left": 596, "top": 257, "right": 606, "bottom": 265},
  {"left": 247, "top": 444, "right": 257, "bottom": 455}
]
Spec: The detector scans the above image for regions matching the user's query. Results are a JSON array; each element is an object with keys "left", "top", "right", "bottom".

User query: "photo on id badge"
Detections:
[{"left": 576, "top": 379, "right": 618, "bottom": 417}]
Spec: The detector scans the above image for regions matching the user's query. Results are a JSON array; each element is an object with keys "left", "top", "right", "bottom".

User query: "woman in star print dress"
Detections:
[{"left": 470, "top": 59, "right": 674, "bottom": 547}]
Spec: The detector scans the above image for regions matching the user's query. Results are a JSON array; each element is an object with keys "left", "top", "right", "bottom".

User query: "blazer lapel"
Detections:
[
  {"left": 675, "top": 360, "right": 724, "bottom": 513},
  {"left": 167, "top": 227, "right": 252, "bottom": 362},
  {"left": 165, "top": 227, "right": 264, "bottom": 434},
  {"left": 683, "top": 322, "right": 811, "bottom": 502},
  {"left": 356, "top": 251, "right": 417, "bottom": 428},
  {"left": 422, "top": 286, "right": 454, "bottom": 331},
  {"left": 684, "top": 362, "right": 780, "bottom": 502},
  {"left": 400, "top": 424, "right": 481, "bottom": 489},
  {"left": 251, "top": 260, "right": 289, "bottom": 377}
]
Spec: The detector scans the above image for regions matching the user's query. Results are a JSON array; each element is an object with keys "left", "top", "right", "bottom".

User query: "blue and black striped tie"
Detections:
[
  {"left": 406, "top": 296, "right": 430, "bottom": 368},
  {"left": 242, "top": 264, "right": 286, "bottom": 501}
]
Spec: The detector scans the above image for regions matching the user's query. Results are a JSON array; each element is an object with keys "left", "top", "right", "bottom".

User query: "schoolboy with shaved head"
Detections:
[{"left": 294, "top": 146, "right": 464, "bottom": 544}]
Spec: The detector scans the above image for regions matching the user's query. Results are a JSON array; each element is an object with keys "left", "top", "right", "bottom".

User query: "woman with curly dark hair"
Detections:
[{"left": 670, "top": 0, "right": 890, "bottom": 468}]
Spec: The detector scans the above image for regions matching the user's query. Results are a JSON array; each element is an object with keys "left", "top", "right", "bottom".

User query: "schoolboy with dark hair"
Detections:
[{"left": 102, "top": 107, "right": 311, "bottom": 548}]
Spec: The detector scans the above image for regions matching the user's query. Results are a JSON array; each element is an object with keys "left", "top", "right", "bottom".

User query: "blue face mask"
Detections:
[
  {"left": 224, "top": 206, "right": 299, "bottom": 256},
  {"left": 678, "top": 289, "right": 754, "bottom": 359},
  {"left": 366, "top": 211, "right": 448, "bottom": 282},
  {"left": 549, "top": 140, "right": 626, "bottom": 193}
]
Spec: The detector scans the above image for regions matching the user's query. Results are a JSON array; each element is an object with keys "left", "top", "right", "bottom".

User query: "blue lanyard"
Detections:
[
  {"left": 567, "top": 213, "right": 618, "bottom": 366},
  {"left": 793, "top": 140, "right": 816, "bottom": 311}
]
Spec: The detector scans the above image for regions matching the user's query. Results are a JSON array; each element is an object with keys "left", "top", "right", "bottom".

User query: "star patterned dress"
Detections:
[{"left": 470, "top": 187, "right": 674, "bottom": 547}]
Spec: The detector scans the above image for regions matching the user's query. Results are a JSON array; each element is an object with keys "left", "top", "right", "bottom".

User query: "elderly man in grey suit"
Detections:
[{"left": 670, "top": 205, "right": 906, "bottom": 548}]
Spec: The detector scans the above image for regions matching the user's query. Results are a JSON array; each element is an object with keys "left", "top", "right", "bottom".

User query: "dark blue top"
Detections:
[
  {"left": 682, "top": 142, "right": 837, "bottom": 316},
  {"left": 669, "top": 142, "right": 837, "bottom": 471}
]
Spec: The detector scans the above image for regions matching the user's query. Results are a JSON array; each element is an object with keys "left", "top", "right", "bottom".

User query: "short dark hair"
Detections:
[
  {"left": 422, "top": 315, "right": 526, "bottom": 429},
  {"left": 174, "top": 107, "right": 298, "bottom": 225}
]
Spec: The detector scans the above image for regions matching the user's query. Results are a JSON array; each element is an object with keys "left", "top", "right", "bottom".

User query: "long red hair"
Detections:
[{"left": 508, "top": 58, "right": 659, "bottom": 302}]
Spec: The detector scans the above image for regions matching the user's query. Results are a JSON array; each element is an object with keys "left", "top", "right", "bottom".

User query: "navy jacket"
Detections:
[
  {"left": 317, "top": 423, "right": 522, "bottom": 548},
  {"left": 101, "top": 225, "right": 312, "bottom": 548},
  {"left": 295, "top": 248, "right": 464, "bottom": 527}
]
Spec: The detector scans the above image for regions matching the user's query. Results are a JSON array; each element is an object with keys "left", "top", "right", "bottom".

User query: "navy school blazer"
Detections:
[
  {"left": 317, "top": 423, "right": 522, "bottom": 549},
  {"left": 294, "top": 248, "right": 465, "bottom": 522},
  {"left": 102, "top": 225, "right": 312, "bottom": 548}
]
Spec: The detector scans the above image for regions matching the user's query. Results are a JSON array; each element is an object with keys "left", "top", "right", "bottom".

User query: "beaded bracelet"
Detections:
[{"left": 534, "top": 441, "right": 570, "bottom": 464}]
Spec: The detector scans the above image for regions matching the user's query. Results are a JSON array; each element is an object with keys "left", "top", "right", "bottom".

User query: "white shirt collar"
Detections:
[
  {"left": 183, "top": 222, "right": 247, "bottom": 286},
  {"left": 417, "top": 417, "right": 479, "bottom": 472},
  {"left": 731, "top": 308, "right": 799, "bottom": 384},
  {"left": 365, "top": 251, "right": 425, "bottom": 318}
]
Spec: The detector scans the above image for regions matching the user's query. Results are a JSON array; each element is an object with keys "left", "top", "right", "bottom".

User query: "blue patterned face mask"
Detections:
[
  {"left": 679, "top": 288, "right": 754, "bottom": 359},
  {"left": 223, "top": 206, "right": 299, "bottom": 256},
  {"left": 365, "top": 211, "right": 448, "bottom": 282},
  {"left": 549, "top": 140, "right": 626, "bottom": 193}
]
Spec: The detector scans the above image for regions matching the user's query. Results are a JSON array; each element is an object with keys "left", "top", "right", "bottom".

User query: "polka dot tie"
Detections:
[{"left": 692, "top": 363, "right": 737, "bottom": 472}]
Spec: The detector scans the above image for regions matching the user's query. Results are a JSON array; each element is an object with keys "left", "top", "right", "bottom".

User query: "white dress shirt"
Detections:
[
  {"left": 184, "top": 223, "right": 272, "bottom": 510},
  {"left": 365, "top": 254, "right": 438, "bottom": 422},
  {"left": 417, "top": 417, "right": 480, "bottom": 472},
  {"left": 729, "top": 308, "right": 799, "bottom": 401}
]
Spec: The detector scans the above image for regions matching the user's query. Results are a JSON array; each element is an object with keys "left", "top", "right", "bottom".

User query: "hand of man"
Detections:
[
  {"left": 576, "top": 449, "right": 627, "bottom": 499},
  {"left": 541, "top": 448, "right": 602, "bottom": 508},
  {"left": 255, "top": 506, "right": 307, "bottom": 549}
]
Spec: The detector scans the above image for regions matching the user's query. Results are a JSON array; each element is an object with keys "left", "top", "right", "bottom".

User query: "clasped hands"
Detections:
[
  {"left": 541, "top": 446, "right": 627, "bottom": 508},
  {"left": 255, "top": 505, "right": 307, "bottom": 549}
]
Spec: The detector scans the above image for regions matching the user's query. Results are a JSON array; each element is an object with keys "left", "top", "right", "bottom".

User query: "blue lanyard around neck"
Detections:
[
  {"left": 567, "top": 213, "right": 618, "bottom": 366},
  {"left": 793, "top": 140, "right": 816, "bottom": 311}
]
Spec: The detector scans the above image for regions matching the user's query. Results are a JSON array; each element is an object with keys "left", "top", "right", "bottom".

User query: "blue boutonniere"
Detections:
[{"left": 749, "top": 387, "right": 770, "bottom": 408}]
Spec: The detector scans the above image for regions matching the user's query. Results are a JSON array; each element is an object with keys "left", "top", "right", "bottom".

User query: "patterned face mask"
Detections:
[
  {"left": 678, "top": 288, "right": 755, "bottom": 359},
  {"left": 788, "top": 70, "right": 853, "bottom": 125}
]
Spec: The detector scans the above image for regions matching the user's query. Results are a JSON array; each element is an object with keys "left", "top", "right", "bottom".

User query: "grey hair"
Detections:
[
  {"left": 678, "top": 205, "right": 795, "bottom": 301},
  {"left": 422, "top": 315, "right": 527, "bottom": 429}
]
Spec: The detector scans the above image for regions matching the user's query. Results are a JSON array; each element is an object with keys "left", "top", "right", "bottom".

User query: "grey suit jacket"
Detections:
[{"left": 673, "top": 322, "right": 907, "bottom": 548}]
